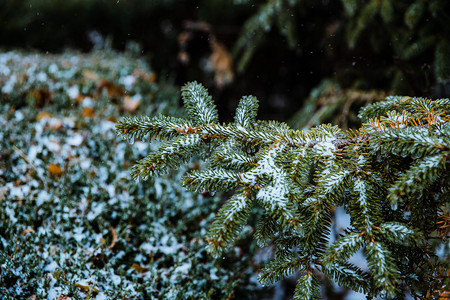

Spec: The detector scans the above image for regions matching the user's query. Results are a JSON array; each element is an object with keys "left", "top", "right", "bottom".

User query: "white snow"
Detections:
[
  {"left": 36, "top": 71, "right": 48, "bottom": 82},
  {"left": 80, "top": 158, "right": 92, "bottom": 170},
  {"left": 48, "top": 63, "right": 58, "bottom": 74},
  {"left": 256, "top": 185, "right": 289, "bottom": 210},
  {"left": 93, "top": 120, "right": 116, "bottom": 134},
  {"left": 73, "top": 227, "right": 85, "bottom": 243},
  {"left": 5, "top": 183, "right": 31, "bottom": 200},
  {"left": 95, "top": 293, "right": 108, "bottom": 300},
  {"left": 5, "top": 207, "right": 17, "bottom": 224},
  {"left": 44, "top": 261, "right": 59, "bottom": 272},
  {"left": 2, "top": 74, "right": 17, "bottom": 94},
  {"left": 36, "top": 190, "right": 52, "bottom": 206},
  {"left": 0, "top": 50, "right": 282, "bottom": 299},
  {"left": 45, "top": 138, "right": 62, "bottom": 152},
  {"left": 110, "top": 273, "right": 122, "bottom": 286},
  {"left": 0, "top": 64, "right": 10, "bottom": 76},
  {"left": 353, "top": 178, "right": 367, "bottom": 207},
  {"left": 82, "top": 97, "right": 94, "bottom": 107},
  {"left": 67, "top": 134, "right": 83, "bottom": 146},
  {"left": 122, "top": 75, "right": 136, "bottom": 89},
  {"left": 14, "top": 110, "right": 24, "bottom": 121},
  {"left": 209, "top": 267, "right": 219, "bottom": 280},
  {"left": 175, "top": 262, "right": 191, "bottom": 275},
  {"left": 87, "top": 202, "right": 105, "bottom": 221},
  {"left": 323, "top": 170, "right": 350, "bottom": 195},
  {"left": 67, "top": 85, "right": 79, "bottom": 99},
  {"left": 47, "top": 286, "right": 64, "bottom": 300}
]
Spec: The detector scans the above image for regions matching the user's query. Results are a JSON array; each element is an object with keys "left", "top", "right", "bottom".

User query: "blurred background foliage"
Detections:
[
  {"left": 1, "top": 0, "right": 449, "bottom": 124},
  {"left": 0, "top": 49, "right": 268, "bottom": 299}
]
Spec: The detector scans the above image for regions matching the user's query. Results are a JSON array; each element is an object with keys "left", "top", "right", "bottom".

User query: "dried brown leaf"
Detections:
[
  {"left": 130, "top": 263, "right": 149, "bottom": 273},
  {"left": 22, "top": 228, "right": 35, "bottom": 236},
  {"left": 36, "top": 111, "right": 53, "bottom": 121},
  {"left": 83, "top": 70, "right": 99, "bottom": 82},
  {"left": 209, "top": 40, "right": 234, "bottom": 88},
  {"left": 123, "top": 96, "right": 141, "bottom": 113},
  {"left": 98, "top": 80, "right": 125, "bottom": 98},
  {"left": 48, "top": 163, "right": 62, "bottom": 177},
  {"left": 83, "top": 107, "right": 95, "bottom": 117},
  {"left": 109, "top": 226, "right": 117, "bottom": 249},
  {"left": 74, "top": 283, "right": 99, "bottom": 293}
]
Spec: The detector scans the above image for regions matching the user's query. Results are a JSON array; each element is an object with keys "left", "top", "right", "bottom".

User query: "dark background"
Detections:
[{"left": 1, "top": 0, "right": 449, "bottom": 123}]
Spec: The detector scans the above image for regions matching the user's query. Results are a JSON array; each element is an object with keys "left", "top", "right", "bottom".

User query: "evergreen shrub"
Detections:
[
  {"left": 0, "top": 51, "right": 258, "bottom": 299},
  {"left": 118, "top": 82, "right": 450, "bottom": 299}
]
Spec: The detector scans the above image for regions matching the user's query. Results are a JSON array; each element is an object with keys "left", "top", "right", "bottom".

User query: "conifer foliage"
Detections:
[
  {"left": 233, "top": 0, "right": 450, "bottom": 93},
  {"left": 117, "top": 82, "right": 450, "bottom": 299}
]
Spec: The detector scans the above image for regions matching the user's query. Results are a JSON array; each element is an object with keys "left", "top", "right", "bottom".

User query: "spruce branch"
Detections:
[
  {"left": 376, "top": 222, "right": 422, "bottom": 246},
  {"left": 233, "top": 0, "right": 297, "bottom": 71},
  {"left": 211, "top": 140, "right": 257, "bottom": 171},
  {"left": 322, "top": 232, "right": 365, "bottom": 266},
  {"left": 365, "top": 241, "right": 400, "bottom": 297},
  {"left": 258, "top": 253, "right": 307, "bottom": 286},
  {"left": 293, "top": 271, "right": 321, "bottom": 300},
  {"left": 181, "top": 81, "right": 219, "bottom": 125},
  {"left": 234, "top": 95, "right": 259, "bottom": 127},
  {"left": 302, "top": 204, "right": 332, "bottom": 256},
  {"left": 182, "top": 168, "right": 242, "bottom": 192},
  {"left": 370, "top": 127, "right": 449, "bottom": 158},
  {"left": 116, "top": 115, "right": 194, "bottom": 141},
  {"left": 379, "top": 0, "right": 393, "bottom": 23},
  {"left": 312, "top": 166, "right": 352, "bottom": 208},
  {"left": 386, "top": 154, "right": 447, "bottom": 208},
  {"left": 341, "top": 0, "right": 358, "bottom": 16},
  {"left": 130, "top": 134, "right": 204, "bottom": 179},
  {"left": 322, "top": 262, "right": 371, "bottom": 294},
  {"left": 206, "top": 192, "right": 252, "bottom": 257},
  {"left": 256, "top": 181, "right": 301, "bottom": 227},
  {"left": 254, "top": 213, "right": 278, "bottom": 247},
  {"left": 358, "top": 96, "right": 450, "bottom": 122},
  {"left": 118, "top": 82, "right": 450, "bottom": 299},
  {"left": 350, "top": 177, "right": 382, "bottom": 232},
  {"left": 347, "top": 0, "right": 379, "bottom": 48}
]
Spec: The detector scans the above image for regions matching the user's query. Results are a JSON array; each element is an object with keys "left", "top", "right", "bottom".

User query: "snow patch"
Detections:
[
  {"left": 67, "top": 85, "right": 79, "bottom": 99},
  {"left": 67, "top": 134, "right": 83, "bottom": 146}
]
